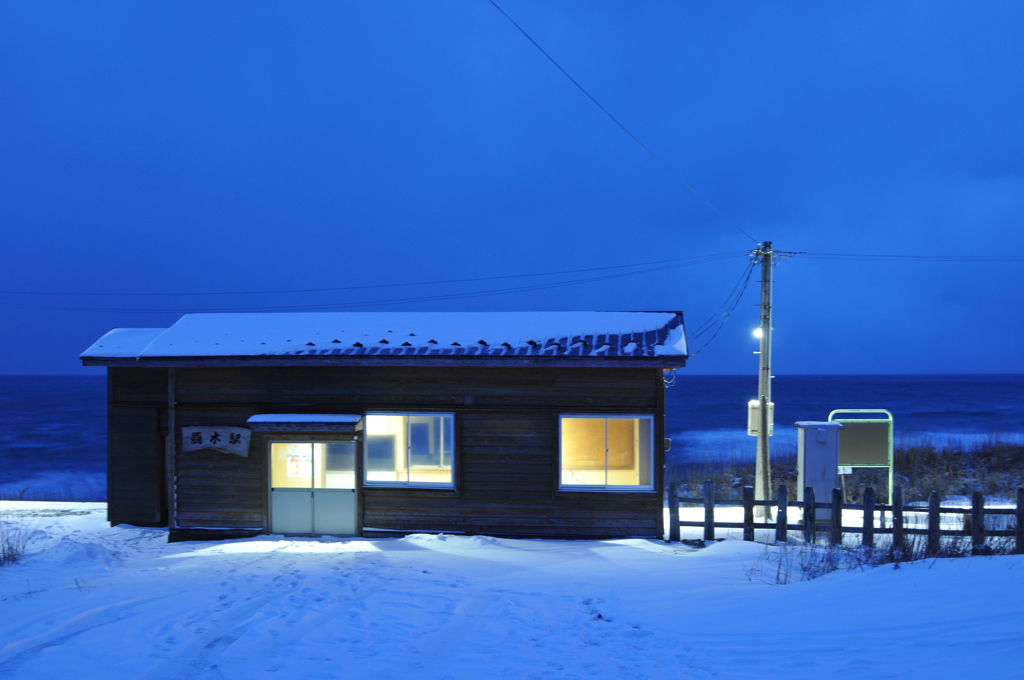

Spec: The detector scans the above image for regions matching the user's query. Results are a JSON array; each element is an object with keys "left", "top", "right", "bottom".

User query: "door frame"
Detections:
[{"left": 264, "top": 432, "right": 363, "bottom": 536}]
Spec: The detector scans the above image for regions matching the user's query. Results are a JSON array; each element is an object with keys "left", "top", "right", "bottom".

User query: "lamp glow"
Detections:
[{"left": 752, "top": 328, "right": 764, "bottom": 339}]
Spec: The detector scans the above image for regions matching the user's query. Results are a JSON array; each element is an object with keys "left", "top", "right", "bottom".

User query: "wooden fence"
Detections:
[{"left": 666, "top": 482, "right": 1024, "bottom": 556}]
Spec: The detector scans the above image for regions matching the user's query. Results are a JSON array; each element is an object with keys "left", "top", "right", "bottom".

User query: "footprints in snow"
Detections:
[{"left": 582, "top": 596, "right": 616, "bottom": 623}]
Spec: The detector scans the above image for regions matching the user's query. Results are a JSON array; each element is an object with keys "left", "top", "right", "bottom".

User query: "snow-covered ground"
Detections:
[{"left": 1, "top": 502, "right": 1022, "bottom": 679}]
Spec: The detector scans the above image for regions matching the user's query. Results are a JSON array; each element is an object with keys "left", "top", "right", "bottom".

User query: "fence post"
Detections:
[
  {"left": 743, "top": 485, "right": 754, "bottom": 542},
  {"left": 703, "top": 480, "right": 716, "bottom": 542},
  {"left": 1016, "top": 487, "right": 1024, "bottom": 555},
  {"left": 803, "top": 486, "right": 816, "bottom": 544},
  {"left": 667, "top": 482, "right": 680, "bottom": 543},
  {"left": 862, "top": 486, "right": 875, "bottom": 548},
  {"left": 971, "top": 491, "right": 986, "bottom": 554},
  {"left": 775, "top": 485, "right": 788, "bottom": 544},
  {"left": 830, "top": 488, "right": 843, "bottom": 545},
  {"left": 892, "top": 486, "right": 905, "bottom": 554},
  {"left": 927, "top": 490, "right": 941, "bottom": 557}
]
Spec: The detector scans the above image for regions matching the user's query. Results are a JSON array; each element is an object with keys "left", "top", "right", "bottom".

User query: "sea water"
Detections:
[
  {"left": 0, "top": 375, "right": 107, "bottom": 500},
  {"left": 666, "top": 374, "right": 1024, "bottom": 466},
  {"left": 1, "top": 374, "right": 1022, "bottom": 500}
]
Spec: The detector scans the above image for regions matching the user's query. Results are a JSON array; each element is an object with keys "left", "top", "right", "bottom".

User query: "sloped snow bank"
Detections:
[{"left": 0, "top": 501, "right": 1022, "bottom": 679}]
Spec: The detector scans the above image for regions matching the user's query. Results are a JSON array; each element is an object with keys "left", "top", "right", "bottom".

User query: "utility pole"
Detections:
[{"left": 754, "top": 242, "right": 774, "bottom": 518}]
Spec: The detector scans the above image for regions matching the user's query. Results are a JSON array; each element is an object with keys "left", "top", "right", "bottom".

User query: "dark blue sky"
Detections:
[{"left": 2, "top": 1, "right": 1022, "bottom": 375}]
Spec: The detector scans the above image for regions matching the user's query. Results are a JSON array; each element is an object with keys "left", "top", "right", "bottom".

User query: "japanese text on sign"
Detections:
[{"left": 181, "top": 426, "right": 251, "bottom": 457}]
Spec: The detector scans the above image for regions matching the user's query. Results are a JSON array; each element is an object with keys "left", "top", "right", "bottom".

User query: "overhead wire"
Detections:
[
  {"left": 687, "top": 261, "right": 756, "bottom": 356},
  {"left": 688, "top": 260, "right": 756, "bottom": 340},
  {"left": 1, "top": 6, "right": 771, "bottom": 331},
  {"left": 486, "top": 0, "right": 757, "bottom": 244},
  {"left": 679, "top": 250, "right": 1024, "bottom": 356},
  {"left": 9, "top": 4, "right": 1019, "bottom": 358},
  {"left": 800, "top": 252, "right": 1024, "bottom": 262},
  {"left": 484, "top": 3, "right": 1024, "bottom": 356},
  {"left": 0, "top": 251, "right": 748, "bottom": 314},
  {"left": 0, "top": 251, "right": 748, "bottom": 297}
]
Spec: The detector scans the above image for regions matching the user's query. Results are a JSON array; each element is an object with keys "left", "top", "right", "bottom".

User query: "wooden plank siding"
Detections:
[
  {"left": 111, "top": 367, "right": 168, "bottom": 407},
  {"left": 172, "top": 405, "right": 265, "bottom": 529},
  {"left": 111, "top": 365, "right": 667, "bottom": 538},
  {"left": 363, "top": 412, "right": 661, "bottom": 537},
  {"left": 107, "top": 406, "right": 166, "bottom": 525},
  {"left": 107, "top": 368, "right": 169, "bottom": 526}
]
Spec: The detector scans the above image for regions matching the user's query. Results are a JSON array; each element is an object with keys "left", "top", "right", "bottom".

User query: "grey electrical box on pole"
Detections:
[
  {"left": 747, "top": 400, "right": 774, "bottom": 436},
  {"left": 795, "top": 421, "right": 843, "bottom": 522}
]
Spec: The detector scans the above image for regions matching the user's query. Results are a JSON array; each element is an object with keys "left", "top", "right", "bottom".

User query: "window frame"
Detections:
[
  {"left": 362, "top": 412, "right": 456, "bottom": 489},
  {"left": 557, "top": 414, "right": 655, "bottom": 492}
]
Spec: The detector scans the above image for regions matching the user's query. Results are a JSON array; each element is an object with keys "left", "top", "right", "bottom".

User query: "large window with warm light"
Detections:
[
  {"left": 559, "top": 415, "right": 653, "bottom": 490},
  {"left": 364, "top": 413, "right": 454, "bottom": 487}
]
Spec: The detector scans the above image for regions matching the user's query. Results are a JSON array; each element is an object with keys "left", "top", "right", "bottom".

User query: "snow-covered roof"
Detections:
[
  {"left": 79, "top": 328, "right": 167, "bottom": 359},
  {"left": 247, "top": 414, "right": 362, "bottom": 424},
  {"left": 81, "top": 311, "right": 687, "bottom": 364}
]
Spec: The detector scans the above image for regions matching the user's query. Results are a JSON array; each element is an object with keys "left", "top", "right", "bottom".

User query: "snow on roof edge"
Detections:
[
  {"left": 80, "top": 327, "right": 168, "bottom": 359},
  {"left": 83, "top": 311, "right": 687, "bottom": 361},
  {"left": 248, "top": 414, "right": 363, "bottom": 423}
]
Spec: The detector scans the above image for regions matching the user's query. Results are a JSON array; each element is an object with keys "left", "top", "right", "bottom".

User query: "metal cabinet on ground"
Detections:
[{"left": 795, "top": 420, "right": 843, "bottom": 521}]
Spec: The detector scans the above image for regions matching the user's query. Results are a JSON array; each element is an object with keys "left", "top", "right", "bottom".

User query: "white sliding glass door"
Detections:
[{"left": 270, "top": 440, "right": 358, "bottom": 535}]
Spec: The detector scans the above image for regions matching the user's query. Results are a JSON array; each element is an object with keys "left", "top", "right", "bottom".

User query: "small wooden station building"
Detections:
[{"left": 81, "top": 312, "right": 688, "bottom": 541}]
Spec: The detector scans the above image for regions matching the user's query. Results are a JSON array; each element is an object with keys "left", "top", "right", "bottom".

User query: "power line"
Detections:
[
  {"left": 487, "top": 0, "right": 757, "bottom": 244},
  {"left": 0, "top": 252, "right": 746, "bottom": 314},
  {"left": 687, "top": 261, "right": 756, "bottom": 356},
  {"left": 681, "top": 248, "right": 1024, "bottom": 355},
  {"left": 801, "top": 252, "right": 1024, "bottom": 262},
  {"left": 0, "top": 252, "right": 748, "bottom": 297},
  {"left": 688, "top": 261, "right": 756, "bottom": 340}
]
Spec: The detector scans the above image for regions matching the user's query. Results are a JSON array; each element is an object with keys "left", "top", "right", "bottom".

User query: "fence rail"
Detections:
[{"left": 665, "top": 482, "right": 1024, "bottom": 555}]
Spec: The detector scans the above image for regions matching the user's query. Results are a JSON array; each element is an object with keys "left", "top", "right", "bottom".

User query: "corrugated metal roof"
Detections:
[{"left": 81, "top": 311, "right": 687, "bottom": 360}]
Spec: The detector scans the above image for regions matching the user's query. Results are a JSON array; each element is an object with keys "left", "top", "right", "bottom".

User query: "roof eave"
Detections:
[{"left": 81, "top": 355, "right": 688, "bottom": 369}]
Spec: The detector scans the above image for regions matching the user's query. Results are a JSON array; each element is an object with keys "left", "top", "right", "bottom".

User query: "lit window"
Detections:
[
  {"left": 559, "top": 415, "right": 653, "bottom": 490},
  {"left": 270, "top": 441, "right": 357, "bottom": 489},
  {"left": 365, "top": 413, "right": 454, "bottom": 487}
]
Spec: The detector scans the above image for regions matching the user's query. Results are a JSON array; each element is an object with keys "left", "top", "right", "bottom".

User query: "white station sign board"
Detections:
[{"left": 182, "top": 426, "right": 252, "bottom": 457}]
